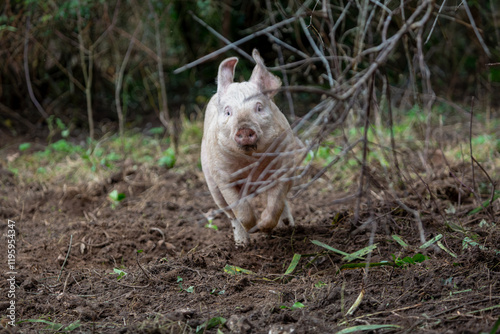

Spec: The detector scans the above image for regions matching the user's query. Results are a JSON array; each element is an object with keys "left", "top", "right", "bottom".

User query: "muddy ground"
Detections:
[{"left": 0, "top": 139, "right": 499, "bottom": 333}]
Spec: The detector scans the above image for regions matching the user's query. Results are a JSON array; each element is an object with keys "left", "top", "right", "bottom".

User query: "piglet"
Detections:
[{"left": 201, "top": 49, "right": 302, "bottom": 246}]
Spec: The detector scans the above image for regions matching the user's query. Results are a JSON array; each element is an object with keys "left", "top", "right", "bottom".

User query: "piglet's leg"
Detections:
[
  {"left": 249, "top": 183, "right": 289, "bottom": 233},
  {"left": 231, "top": 218, "right": 250, "bottom": 246},
  {"left": 278, "top": 200, "right": 294, "bottom": 228}
]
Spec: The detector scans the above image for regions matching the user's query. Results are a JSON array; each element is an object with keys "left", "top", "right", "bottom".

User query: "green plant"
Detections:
[
  {"left": 109, "top": 190, "right": 126, "bottom": 209},
  {"left": 111, "top": 268, "right": 128, "bottom": 280},
  {"left": 158, "top": 147, "right": 176, "bottom": 168},
  {"left": 177, "top": 276, "right": 194, "bottom": 293},
  {"left": 280, "top": 302, "right": 305, "bottom": 310},
  {"left": 19, "top": 143, "right": 31, "bottom": 151},
  {"left": 195, "top": 316, "right": 226, "bottom": 334},
  {"left": 391, "top": 253, "right": 429, "bottom": 267},
  {"left": 18, "top": 319, "right": 81, "bottom": 332}
]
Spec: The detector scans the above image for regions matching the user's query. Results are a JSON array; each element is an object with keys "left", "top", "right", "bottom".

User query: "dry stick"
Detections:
[
  {"left": 266, "top": 0, "right": 295, "bottom": 119},
  {"left": 469, "top": 97, "right": 477, "bottom": 198},
  {"left": 148, "top": 0, "right": 173, "bottom": 146},
  {"left": 23, "top": 15, "right": 48, "bottom": 119},
  {"left": 299, "top": 17, "right": 334, "bottom": 88},
  {"left": 416, "top": 25, "right": 435, "bottom": 164},
  {"left": 58, "top": 235, "right": 73, "bottom": 282},
  {"left": 469, "top": 98, "right": 497, "bottom": 220},
  {"left": 173, "top": 15, "right": 302, "bottom": 74},
  {"left": 188, "top": 10, "right": 253, "bottom": 63},
  {"left": 136, "top": 252, "right": 152, "bottom": 281},
  {"left": 115, "top": 24, "right": 140, "bottom": 138},
  {"left": 461, "top": 0, "right": 492, "bottom": 57},
  {"left": 385, "top": 73, "right": 401, "bottom": 182},
  {"left": 353, "top": 74, "right": 375, "bottom": 228},
  {"left": 425, "top": 0, "right": 447, "bottom": 44},
  {"left": 265, "top": 33, "right": 309, "bottom": 59},
  {"left": 76, "top": 0, "right": 94, "bottom": 140}
]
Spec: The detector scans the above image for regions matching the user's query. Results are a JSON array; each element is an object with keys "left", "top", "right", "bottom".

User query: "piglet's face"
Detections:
[{"left": 216, "top": 50, "right": 282, "bottom": 154}]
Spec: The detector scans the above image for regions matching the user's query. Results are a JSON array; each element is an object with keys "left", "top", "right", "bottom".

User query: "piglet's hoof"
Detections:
[{"left": 248, "top": 225, "right": 260, "bottom": 234}]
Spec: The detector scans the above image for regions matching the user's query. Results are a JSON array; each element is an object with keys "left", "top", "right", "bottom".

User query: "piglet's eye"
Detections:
[
  {"left": 224, "top": 106, "right": 232, "bottom": 116},
  {"left": 256, "top": 103, "right": 263, "bottom": 112}
]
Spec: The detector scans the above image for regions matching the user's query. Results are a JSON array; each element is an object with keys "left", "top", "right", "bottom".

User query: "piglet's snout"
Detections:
[{"left": 235, "top": 128, "right": 257, "bottom": 147}]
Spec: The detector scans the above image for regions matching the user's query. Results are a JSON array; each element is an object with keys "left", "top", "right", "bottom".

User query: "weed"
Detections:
[
  {"left": 109, "top": 190, "right": 126, "bottom": 209},
  {"left": 391, "top": 253, "right": 429, "bottom": 267},
  {"left": 195, "top": 316, "right": 226, "bottom": 334},
  {"left": 280, "top": 302, "right": 305, "bottom": 310},
  {"left": 177, "top": 276, "right": 194, "bottom": 293},
  {"left": 110, "top": 268, "right": 128, "bottom": 280},
  {"left": 158, "top": 147, "right": 176, "bottom": 168},
  {"left": 18, "top": 319, "right": 81, "bottom": 332}
]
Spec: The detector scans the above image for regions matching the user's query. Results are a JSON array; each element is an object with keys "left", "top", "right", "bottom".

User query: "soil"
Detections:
[{"left": 0, "top": 142, "right": 499, "bottom": 333}]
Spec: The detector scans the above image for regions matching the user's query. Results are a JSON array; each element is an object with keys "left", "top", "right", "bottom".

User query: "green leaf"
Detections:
[
  {"left": 223, "top": 265, "right": 254, "bottom": 275},
  {"left": 113, "top": 268, "right": 127, "bottom": 280},
  {"left": 158, "top": 147, "right": 176, "bottom": 168},
  {"left": 196, "top": 317, "right": 226, "bottom": 334},
  {"left": 392, "top": 235, "right": 409, "bottom": 248},
  {"left": 109, "top": 190, "right": 126, "bottom": 202},
  {"left": 283, "top": 253, "right": 301, "bottom": 276},
  {"left": 343, "top": 244, "right": 377, "bottom": 262},
  {"left": 148, "top": 127, "right": 165, "bottom": 135},
  {"left": 468, "top": 190, "right": 500, "bottom": 215},
  {"left": 419, "top": 234, "right": 442, "bottom": 249},
  {"left": 490, "top": 316, "right": 500, "bottom": 334},
  {"left": 205, "top": 222, "right": 219, "bottom": 230},
  {"left": 185, "top": 286, "right": 194, "bottom": 293},
  {"left": 19, "top": 143, "right": 31, "bottom": 151},
  {"left": 63, "top": 320, "right": 81, "bottom": 331},
  {"left": 311, "top": 240, "right": 350, "bottom": 257},
  {"left": 18, "top": 319, "right": 63, "bottom": 330},
  {"left": 335, "top": 324, "right": 401, "bottom": 333},
  {"left": 437, "top": 241, "right": 457, "bottom": 258},
  {"left": 291, "top": 302, "right": 305, "bottom": 310}
]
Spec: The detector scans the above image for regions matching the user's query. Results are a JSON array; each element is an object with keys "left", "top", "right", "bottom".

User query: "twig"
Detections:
[
  {"left": 353, "top": 74, "right": 375, "bottom": 228},
  {"left": 115, "top": 24, "right": 140, "bottom": 138},
  {"left": 24, "top": 15, "right": 48, "bottom": 119},
  {"left": 469, "top": 97, "right": 497, "bottom": 220},
  {"left": 58, "top": 235, "right": 73, "bottom": 282},
  {"left": 136, "top": 251, "right": 152, "bottom": 281},
  {"left": 148, "top": 0, "right": 173, "bottom": 143},
  {"left": 299, "top": 17, "right": 334, "bottom": 88},
  {"left": 173, "top": 15, "right": 302, "bottom": 74},
  {"left": 266, "top": 0, "right": 296, "bottom": 119},
  {"left": 425, "top": 0, "right": 447, "bottom": 44},
  {"left": 188, "top": 10, "right": 253, "bottom": 63},
  {"left": 461, "top": 0, "right": 492, "bottom": 57}
]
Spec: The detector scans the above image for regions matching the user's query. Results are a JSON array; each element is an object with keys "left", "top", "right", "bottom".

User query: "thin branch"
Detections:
[
  {"left": 173, "top": 15, "right": 302, "bottom": 74},
  {"left": 24, "top": 15, "right": 48, "bottom": 119}
]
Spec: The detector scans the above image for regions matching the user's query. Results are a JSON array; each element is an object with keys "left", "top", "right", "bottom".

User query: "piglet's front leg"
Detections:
[{"left": 248, "top": 183, "right": 290, "bottom": 233}]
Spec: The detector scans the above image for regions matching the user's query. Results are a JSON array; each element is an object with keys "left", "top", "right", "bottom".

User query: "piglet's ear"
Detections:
[
  {"left": 217, "top": 57, "right": 238, "bottom": 101},
  {"left": 249, "top": 49, "right": 282, "bottom": 98}
]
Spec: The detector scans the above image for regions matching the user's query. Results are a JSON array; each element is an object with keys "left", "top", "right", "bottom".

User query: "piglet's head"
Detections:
[{"left": 216, "top": 49, "right": 283, "bottom": 154}]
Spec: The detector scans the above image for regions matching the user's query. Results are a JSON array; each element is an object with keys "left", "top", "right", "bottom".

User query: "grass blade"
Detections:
[
  {"left": 437, "top": 240, "right": 457, "bottom": 258},
  {"left": 392, "top": 235, "right": 409, "bottom": 248},
  {"left": 343, "top": 244, "right": 377, "bottom": 262},
  {"left": 490, "top": 316, "right": 500, "bottom": 334},
  {"left": 467, "top": 190, "right": 500, "bottom": 215},
  {"left": 311, "top": 240, "right": 350, "bottom": 256},
  {"left": 224, "top": 265, "right": 254, "bottom": 275},
  {"left": 419, "top": 234, "right": 442, "bottom": 249},
  {"left": 336, "top": 324, "right": 401, "bottom": 333},
  {"left": 345, "top": 289, "right": 365, "bottom": 316},
  {"left": 283, "top": 253, "right": 301, "bottom": 276}
]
